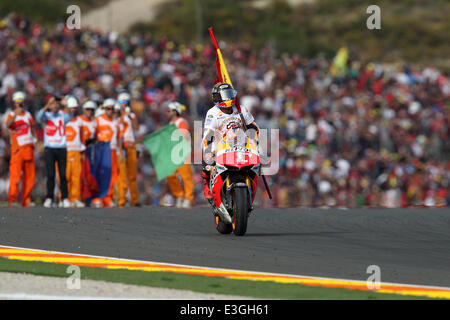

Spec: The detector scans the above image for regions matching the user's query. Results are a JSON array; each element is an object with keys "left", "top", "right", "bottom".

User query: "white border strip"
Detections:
[
  {"left": 2, "top": 244, "right": 450, "bottom": 291},
  {"left": 0, "top": 293, "right": 146, "bottom": 300},
  {"left": 0, "top": 293, "right": 234, "bottom": 300}
]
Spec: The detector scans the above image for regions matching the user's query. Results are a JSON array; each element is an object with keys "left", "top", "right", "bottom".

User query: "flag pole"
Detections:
[{"left": 208, "top": 27, "right": 272, "bottom": 200}]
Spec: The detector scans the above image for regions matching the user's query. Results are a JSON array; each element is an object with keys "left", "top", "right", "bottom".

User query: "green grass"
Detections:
[{"left": 0, "top": 257, "right": 435, "bottom": 300}]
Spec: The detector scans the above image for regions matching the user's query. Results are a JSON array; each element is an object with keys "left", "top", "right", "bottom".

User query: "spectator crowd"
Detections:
[{"left": 0, "top": 13, "right": 448, "bottom": 208}]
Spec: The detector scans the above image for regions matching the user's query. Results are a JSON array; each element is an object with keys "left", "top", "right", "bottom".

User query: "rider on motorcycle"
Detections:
[{"left": 201, "top": 83, "right": 260, "bottom": 200}]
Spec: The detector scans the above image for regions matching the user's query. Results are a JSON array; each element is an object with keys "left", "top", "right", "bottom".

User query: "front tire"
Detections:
[{"left": 232, "top": 188, "right": 248, "bottom": 236}]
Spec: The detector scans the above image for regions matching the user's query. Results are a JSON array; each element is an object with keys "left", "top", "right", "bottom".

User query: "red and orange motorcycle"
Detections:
[{"left": 207, "top": 126, "right": 260, "bottom": 236}]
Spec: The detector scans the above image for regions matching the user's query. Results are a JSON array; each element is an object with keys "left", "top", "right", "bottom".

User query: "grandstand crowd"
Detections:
[{"left": 0, "top": 13, "right": 448, "bottom": 208}]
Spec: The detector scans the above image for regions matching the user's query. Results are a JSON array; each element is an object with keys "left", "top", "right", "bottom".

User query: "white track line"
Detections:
[
  {"left": 2, "top": 244, "right": 450, "bottom": 291},
  {"left": 0, "top": 293, "right": 146, "bottom": 300}
]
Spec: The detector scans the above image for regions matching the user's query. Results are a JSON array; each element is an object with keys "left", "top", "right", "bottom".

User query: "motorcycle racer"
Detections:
[{"left": 201, "top": 83, "right": 260, "bottom": 201}]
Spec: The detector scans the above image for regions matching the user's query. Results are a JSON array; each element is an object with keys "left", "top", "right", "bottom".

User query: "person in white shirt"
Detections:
[
  {"left": 65, "top": 96, "right": 85, "bottom": 208},
  {"left": 116, "top": 92, "right": 140, "bottom": 207},
  {"left": 36, "top": 95, "right": 73, "bottom": 208}
]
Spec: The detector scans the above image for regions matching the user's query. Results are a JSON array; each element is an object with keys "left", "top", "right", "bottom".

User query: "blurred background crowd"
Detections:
[{"left": 0, "top": 12, "right": 448, "bottom": 208}]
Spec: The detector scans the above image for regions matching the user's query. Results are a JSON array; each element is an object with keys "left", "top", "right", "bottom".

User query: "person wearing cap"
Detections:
[
  {"left": 79, "top": 100, "right": 97, "bottom": 141},
  {"left": 165, "top": 101, "right": 194, "bottom": 208},
  {"left": 37, "top": 95, "right": 73, "bottom": 208},
  {"left": 117, "top": 92, "right": 140, "bottom": 207},
  {"left": 5, "top": 91, "right": 37, "bottom": 207},
  {"left": 90, "top": 98, "right": 122, "bottom": 208},
  {"left": 79, "top": 100, "right": 98, "bottom": 148},
  {"left": 65, "top": 96, "right": 85, "bottom": 208}
]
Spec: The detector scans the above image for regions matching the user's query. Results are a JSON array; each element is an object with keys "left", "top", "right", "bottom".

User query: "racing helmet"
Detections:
[{"left": 211, "top": 83, "right": 237, "bottom": 108}]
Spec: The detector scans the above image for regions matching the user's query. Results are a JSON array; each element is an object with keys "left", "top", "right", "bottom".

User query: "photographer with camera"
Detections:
[{"left": 37, "top": 95, "right": 73, "bottom": 208}]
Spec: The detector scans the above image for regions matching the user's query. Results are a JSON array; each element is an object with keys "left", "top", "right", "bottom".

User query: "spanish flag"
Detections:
[
  {"left": 209, "top": 27, "right": 233, "bottom": 86},
  {"left": 209, "top": 27, "right": 244, "bottom": 113}
]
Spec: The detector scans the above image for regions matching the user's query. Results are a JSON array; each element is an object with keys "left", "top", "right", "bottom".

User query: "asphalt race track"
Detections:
[{"left": 0, "top": 206, "right": 449, "bottom": 287}]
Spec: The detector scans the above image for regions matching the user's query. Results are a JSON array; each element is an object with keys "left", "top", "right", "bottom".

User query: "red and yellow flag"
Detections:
[
  {"left": 209, "top": 27, "right": 243, "bottom": 113},
  {"left": 208, "top": 27, "right": 233, "bottom": 86}
]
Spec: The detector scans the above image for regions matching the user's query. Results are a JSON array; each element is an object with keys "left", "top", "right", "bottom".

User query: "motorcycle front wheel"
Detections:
[{"left": 232, "top": 187, "right": 248, "bottom": 236}]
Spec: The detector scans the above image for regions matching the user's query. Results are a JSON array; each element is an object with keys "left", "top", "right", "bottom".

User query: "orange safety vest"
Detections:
[
  {"left": 122, "top": 113, "right": 136, "bottom": 147},
  {"left": 66, "top": 116, "right": 85, "bottom": 152},
  {"left": 95, "top": 114, "right": 118, "bottom": 149},
  {"left": 80, "top": 115, "right": 97, "bottom": 143}
]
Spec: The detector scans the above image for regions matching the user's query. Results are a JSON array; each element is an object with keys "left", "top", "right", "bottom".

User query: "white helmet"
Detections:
[
  {"left": 66, "top": 96, "right": 79, "bottom": 108},
  {"left": 103, "top": 98, "right": 116, "bottom": 108},
  {"left": 114, "top": 102, "right": 121, "bottom": 112},
  {"left": 12, "top": 91, "right": 26, "bottom": 102},
  {"left": 82, "top": 100, "right": 97, "bottom": 110},
  {"left": 167, "top": 101, "right": 184, "bottom": 115},
  {"left": 117, "top": 92, "right": 131, "bottom": 103}
]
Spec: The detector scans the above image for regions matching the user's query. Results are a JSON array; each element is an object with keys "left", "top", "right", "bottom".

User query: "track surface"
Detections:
[{"left": 0, "top": 207, "right": 449, "bottom": 287}]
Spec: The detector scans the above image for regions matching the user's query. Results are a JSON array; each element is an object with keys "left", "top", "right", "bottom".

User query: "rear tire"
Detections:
[
  {"left": 232, "top": 188, "right": 248, "bottom": 236},
  {"left": 215, "top": 216, "right": 232, "bottom": 234}
]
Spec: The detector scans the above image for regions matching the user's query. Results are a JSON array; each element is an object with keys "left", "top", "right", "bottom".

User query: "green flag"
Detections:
[{"left": 142, "top": 124, "right": 191, "bottom": 181}]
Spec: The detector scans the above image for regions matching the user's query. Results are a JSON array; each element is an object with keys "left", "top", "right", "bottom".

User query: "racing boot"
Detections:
[
  {"left": 202, "top": 169, "right": 220, "bottom": 217},
  {"left": 201, "top": 170, "right": 213, "bottom": 201}
]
